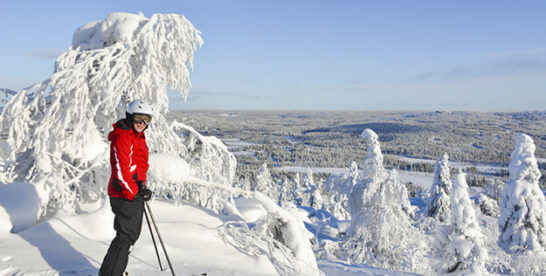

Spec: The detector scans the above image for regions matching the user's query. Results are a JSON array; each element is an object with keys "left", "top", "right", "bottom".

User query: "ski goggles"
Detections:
[{"left": 133, "top": 114, "right": 152, "bottom": 124}]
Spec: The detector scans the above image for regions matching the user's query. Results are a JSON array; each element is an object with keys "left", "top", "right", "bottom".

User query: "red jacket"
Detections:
[{"left": 108, "top": 119, "right": 149, "bottom": 200}]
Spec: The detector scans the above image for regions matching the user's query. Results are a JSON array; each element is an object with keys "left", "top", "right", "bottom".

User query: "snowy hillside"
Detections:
[
  {"left": 0, "top": 192, "right": 412, "bottom": 275},
  {"left": 1, "top": 11, "right": 546, "bottom": 276},
  {"left": 0, "top": 198, "right": 278, "bottom": 275}
]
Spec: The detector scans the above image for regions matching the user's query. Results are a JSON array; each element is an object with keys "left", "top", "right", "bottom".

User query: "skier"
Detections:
[{"left": 99, "top": 100, "right": 154, "bottom": 276}]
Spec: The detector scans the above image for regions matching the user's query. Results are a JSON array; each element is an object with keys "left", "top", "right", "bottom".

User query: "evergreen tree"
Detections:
[
  {"left": 277, "top": 175, "right": 290, "bottom": 206},
  {"left": 325, "top": 161, "right": 358, "bottom": 220},
  {"left": 439, "top": 170, "right": 487, "bottom": 274},
  {"left": 292, "top": 173, "right": 303, "bottom": 206},
  {"left": 360, "top": 129, "right": 387, "bottom": 182},
  {"left": 301, "top": 167, "right": 314, "bottom": 206},
  {"left": 498, "top": 133, "right": 546, "bottom": 253},
  {"left": 427, "top": 153, "right": 452, "bottom": 223},
  {"left": 310, "top": 181, "right": 323, "bottom": 210},
  {"left": 342, "top": 129, "right": 424, "bottom": 273},
  {"left": 254, "top": 163, "right": 273, "bottom": 197}
]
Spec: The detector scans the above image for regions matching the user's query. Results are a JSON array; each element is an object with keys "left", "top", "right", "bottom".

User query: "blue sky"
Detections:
[{"left": 1, "top": 0, "right": 545, "bottom": 111}]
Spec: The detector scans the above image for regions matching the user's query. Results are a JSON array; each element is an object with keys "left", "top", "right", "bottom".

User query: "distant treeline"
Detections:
[{"left": 168, "top": 110, "right": 546, "bottom": 189}]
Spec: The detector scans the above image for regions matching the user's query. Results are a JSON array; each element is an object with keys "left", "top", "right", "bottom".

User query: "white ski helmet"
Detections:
[{"left": 127, "top": 99, "right": 154, "bottom": 116}]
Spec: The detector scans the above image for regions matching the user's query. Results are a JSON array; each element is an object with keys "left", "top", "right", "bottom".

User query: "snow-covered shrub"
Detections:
[
  {"left": 474, "top": 193, "right": 500, "bottom": 217},
  {"left": 509, "top": 251, "right": 546, "bottom": 275},
  {"left": 498, "top": 133, "right": 546, "bottom": 254},
  {"left": 427, "top": 153, "right": 452, "bottom": 223},
  {"left": 324, "top": 161, "right": 359, "bottom": 220},
  {"left": 0, "top": 12, "right": 237, "bottom": 218},
  {"left": 483, "top": 178, "right": 504, "bottom": 204},
  {"left": 219, "top": 192, "right": 323, "bottom": 276},
  {"left": 438, "top": 170, "right": 487, "bottom": 274},
  {"left": 392, "top": 169, "right": 417, "bottom": 218}
]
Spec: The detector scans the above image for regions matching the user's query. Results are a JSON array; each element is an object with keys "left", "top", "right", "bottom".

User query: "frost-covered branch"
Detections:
[{"left": 0, "top": 12, "right": 209, "bottom": 218}]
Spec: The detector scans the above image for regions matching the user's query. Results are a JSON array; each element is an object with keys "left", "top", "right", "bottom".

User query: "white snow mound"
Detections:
[
  {"left": 72, "top": 12, "right": 147, "bottom": 50},
  {"left": 0, "top": 182, "right": 41, "bottom": 233},
  {"left": 148, "top": 153, "right": 191, "bottom": 183}
]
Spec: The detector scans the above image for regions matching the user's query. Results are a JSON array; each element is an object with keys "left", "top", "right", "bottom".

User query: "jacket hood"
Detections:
[{"left": 108, "top": 119, "right": 144, "bottom": 141}]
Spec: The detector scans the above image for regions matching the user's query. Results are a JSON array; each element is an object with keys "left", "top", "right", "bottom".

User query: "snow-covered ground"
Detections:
[
  {"left": 0, "top": 199, "right": 277, "bottom": 275},
  {"left": 0, "top": 195, "right": 412, "bottom": 275}
]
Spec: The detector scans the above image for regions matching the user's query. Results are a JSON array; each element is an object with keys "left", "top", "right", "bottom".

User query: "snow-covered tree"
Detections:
[
  {"left": 219, "top": 191, "right": 323, "bottom": 276},
  {"left": 498, "top": 133, "right": 546, "bottom": 254},
  {"left": 427, "top": 153, "right": 452, "bottom": 223},
  {"left": 326, "top": 161, "right": 359, "bottom": 198},
  {"left": 360, "top": 129, "right": 387, "bottom": 182},
  {"left": 302, "top": 167, "right": 314, "bottom": 189},
  {"left": 439, "top": 170, "right": 487, "bottom": 274},
  {"left": 392, "top": 169, "right": 417, "bottom": 218},
  {"left": 0, "top": 12, "right": 237, "bottom": 218},
  {"left": 292, "top": 173, "right": 303, "bottom": 206},
  {"left": 325, "top": 161, "right": 359, "bottom": 220},
  {"left": 483, "top": 178, "right": 504, "bottom": 204},
  {"left": 236, "top": 176, "right": 252, "bottom": 191},
  {"left": 342, "top": 129, "right": 425, "bottom": 273},
  {"left": 277, "top": 175, "right": 290, "bottom": 206},
  {"left": 474, "top": 193, "right": 500, "bottom": 217},
  {"left": 310, "top": 181, "right": 323, "bottom": 210},
  {"left": 254, "top": 163, "right": 273, "bottom": 196},
  {"left": 301, "top": 167, "right": 314, "bottom": 205}
]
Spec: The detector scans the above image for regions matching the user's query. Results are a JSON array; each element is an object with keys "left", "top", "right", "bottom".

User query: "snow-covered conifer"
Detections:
[
  {"left": 498, "top": 133, "right": 546, "bottom": 253},
  {"left": 483, "top": 178, "right": 504, "bottom": 204},
  {"left": 427, "top": 153, "right": 452, "bottom": 223},
  {"left": 392, "top": 169, "right": 417, "bottom": 218},
  {"left": 324, "top": 161, "right": 358, "bottom": 220},
  {"left": 277, "top": 176, "right": 290, "bottom": 206},
  {"left": 342, "top": 129, "right": 425, "bottom": 273},
  {"left": 300, "top": 167, "right": 314, "bottom": 206},
  {"left": 254, "top": 163, "right": 274, "bottom": 197},
  {"left": 292, "top": 173, "right": 303, "bottom": 206},
  {"left": 0, "top": 12, "right": 237, "bottom": 217},
  {"left": 474, "top": 193, "right": 500, "bottom": 217},
  {"left": 310, "top": 182, "right": 323, "bottom": 210},
  {"left": 303, "top": 167, "right": 314, "bottom": 189},
  {"left": 439, "top": 170, "right": 487, "bottom": 274},
  {"left": 360, "top": 129, "right": 387, "bottom": 181}
]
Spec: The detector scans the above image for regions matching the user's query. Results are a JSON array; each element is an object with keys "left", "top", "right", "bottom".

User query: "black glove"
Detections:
[{"left": 139, "top": 187, "right": 152, "bottom": 201}]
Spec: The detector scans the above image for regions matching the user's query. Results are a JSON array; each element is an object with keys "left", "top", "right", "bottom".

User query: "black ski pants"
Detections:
[{"left": 99, "top": 196, "right": 144, "bottom": 276}]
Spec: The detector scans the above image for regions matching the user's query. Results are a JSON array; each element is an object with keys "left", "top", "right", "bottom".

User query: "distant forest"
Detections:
[{"left": 168, "top": 110, "right": 546, "bottom": 189}]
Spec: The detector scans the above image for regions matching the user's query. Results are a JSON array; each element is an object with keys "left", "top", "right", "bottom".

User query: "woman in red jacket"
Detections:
[{"left": 100, "top": 99, "right": 153, "bottom": 276}]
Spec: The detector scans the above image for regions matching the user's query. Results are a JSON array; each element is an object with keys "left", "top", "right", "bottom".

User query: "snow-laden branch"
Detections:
[
  {"left": 162, "top": 174, "right": 322, "bottom": 276},
  {"left": 0, "top": 12, "right": 210, "bottom": 218}
]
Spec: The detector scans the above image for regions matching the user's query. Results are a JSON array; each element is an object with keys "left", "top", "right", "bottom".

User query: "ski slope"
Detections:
[{"left": 0, "top": 196, "right": 409, "bottom": 275}]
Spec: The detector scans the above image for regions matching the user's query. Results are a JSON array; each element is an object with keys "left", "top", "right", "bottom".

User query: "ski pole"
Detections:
[
  {"left": 145, "top": 202, "right": 176, "bottom": 276},
  {"left": 144, "top": 206, "right": 163, "bottom": 271}
]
